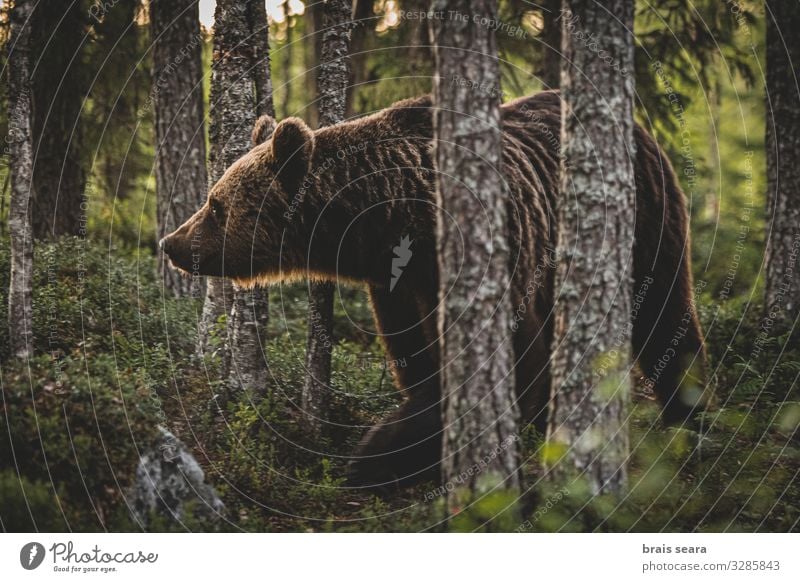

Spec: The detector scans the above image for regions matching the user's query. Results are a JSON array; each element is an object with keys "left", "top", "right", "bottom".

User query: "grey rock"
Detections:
[{"left": 130, "top": 427, "right": 224, "bottom": 527}]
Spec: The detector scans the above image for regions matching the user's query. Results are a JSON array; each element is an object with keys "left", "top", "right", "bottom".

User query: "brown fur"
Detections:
[{"left": 162, "top": 91, "right": 707, "bottom": 487}]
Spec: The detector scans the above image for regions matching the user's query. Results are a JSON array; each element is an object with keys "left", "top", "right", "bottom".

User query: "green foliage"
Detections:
[
  {"left": 635, "top": 0, "right": 760, "bottom": 138},
  {"left": 0, "top": 353, "right": 161, "bottom": 531},
  {"left": 2, "top": 228, "right": 798, "bottom": 533},
  {"left": 447, "top": 484, "right": 522, "bottom": 533},
  {"left": 0, "top": 0, "right": 794, "bottom": 533},
  {"left": 0, "top": 239, "right": 195, "bottom": 531},
  {"left": 523, "top": 300, "right": 800, "bottom": 533},
  {"left": 0, "top": 238, "right": 199, "bottom": 362}
]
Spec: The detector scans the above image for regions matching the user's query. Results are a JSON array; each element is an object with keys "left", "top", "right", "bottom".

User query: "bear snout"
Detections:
[{"left": 160, "top": 232, "right": 193, "bottom": 273}]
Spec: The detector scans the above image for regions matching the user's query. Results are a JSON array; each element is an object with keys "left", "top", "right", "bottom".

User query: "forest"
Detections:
[{"left": 0, "top": 0, "right": 799, "bottom": 534}]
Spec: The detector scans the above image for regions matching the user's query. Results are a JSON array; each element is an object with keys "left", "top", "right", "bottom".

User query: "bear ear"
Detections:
[
  {"left": 271, "top": 117, "right": 314, "bottom": 192},
  {"left": 252, "top": 115, "right": 277, "bottom": 146}
]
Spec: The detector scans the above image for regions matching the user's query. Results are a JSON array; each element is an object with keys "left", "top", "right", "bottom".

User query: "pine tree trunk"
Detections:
[
  {"left": 546, "top": 0, "right": 635, "bottom": 496},
  {"left": 7, "top": 0, "right": 35, "bottom": 359},
  {"left": 151, "top": 0, "right": 208, "bottom": 298},
  {"left": 30, "top": 0, "right": 87, "bottom": 240},
  {"left": 541, "top": 0, "right": 561, "bottom": 89},
  {"left": 764, "top": 1, "right": 800, "bottom": 329},
  {"left": 302, "top": 0, "right": 352, "bottom": 437},
  {"left": 199, "top": 0, "right": 273, "bottom": 401},
  {"left": 432, "top": 0, "right": 520, "bottom": 512}
]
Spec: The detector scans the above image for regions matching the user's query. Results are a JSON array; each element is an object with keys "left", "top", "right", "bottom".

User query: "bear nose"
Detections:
[{"left": 159, "top": 236, "right": 169, "bottom": 254}]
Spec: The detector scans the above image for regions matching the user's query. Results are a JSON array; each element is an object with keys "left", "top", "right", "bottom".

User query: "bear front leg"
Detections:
[
  {"left": 346, "top": 284, "right": 443, "bottom": 488},
  {"left": 633, "top": 267, "right": 708, "bottom": 428}
]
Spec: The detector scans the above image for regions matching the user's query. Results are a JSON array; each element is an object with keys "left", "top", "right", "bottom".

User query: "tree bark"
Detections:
[
  {"left": 432, "top": 0, "right": 520, "bottom": 513},
  {"left": 151, "top": 0, "right": 208, "bottom": 298},
  {"left": 227, "top": 0, "right": 274, "bottom": 399},
  {"left": 302, "top": 0, "right": 352, "bottom": 437},
  {"left": 540, "top": 0, "right": 561, "bottom": 89},
  {"left": 546, "top": 0, "right": 635, "bottom": 496},
  {"left": 200, "top": 0, "right": 273, "bottom": 403},
  {"left": 345, "top": 0, "right": 372, "bottom": 117},
  {"left": 304, "top": 0, "right": 324, "bottom": 129},
  {"left": 764, "top": 0, "right": 800, "bottom": 329},
  {"left": 281, "top": 0, "right": 294, "bottom": 120},
  {"left": 7, "top": 0, "right": 35, "bottom": 359},
  {"left": 29, "top": 0, "right": 87, "bottom": 240}
]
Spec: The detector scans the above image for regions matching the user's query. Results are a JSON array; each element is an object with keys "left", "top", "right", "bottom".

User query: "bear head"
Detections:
[{"left": 159, "top": 114, "right": 315, "bottom": 285}]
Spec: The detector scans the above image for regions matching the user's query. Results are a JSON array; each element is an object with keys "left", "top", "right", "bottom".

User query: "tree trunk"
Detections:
[
  {"left": 281, "top": 0, "right": 293, "bottom": 120},
  {"left": 540, "top": 0, "right": 561, "bottom": 89},
  {"left": 546, "top": 0, "right": 635, "bottom": 496},
  {"left": 7, "top": 0, "right": 35, "bottom": 359},
  {"left": 200, "top": 0, "right": 273, "bottom": 403},
  {"left": 151, "top": 0, "right": 208, "bottom": 298},
  {"left": 764, "top": 0, "right": 800, "bottom": 329},
  {"left": 304, "top": 0, "right": 324, "bottom": 129},
  {"left": 227, "top": 0, "right": 274, "bottom": 399},
  {"left": 345, "top": 0, "right": 372, "bottom": 117},
  {"left": 302, "top": 0, "right": 352, "bottom": 437},
  {"left": 30, "top": 0, "right": 87, "bottom": 240},
  {"left": 432, "top": 0, "right": 520, "bottom": 513}
]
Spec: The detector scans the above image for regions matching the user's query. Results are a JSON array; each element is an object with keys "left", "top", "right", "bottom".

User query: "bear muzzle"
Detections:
[{"left": 160, "top": 231, "right": 216, "bottom": 276}]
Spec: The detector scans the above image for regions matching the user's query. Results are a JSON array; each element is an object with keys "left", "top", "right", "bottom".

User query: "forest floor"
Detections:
[{"left": 1, "top": 239, "right": 799, "bottom": 532}]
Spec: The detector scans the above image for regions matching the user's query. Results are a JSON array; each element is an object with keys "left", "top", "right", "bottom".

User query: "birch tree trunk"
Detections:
[
  {"left": 764, "top": 0, "right": 800, "bottom": 329},
  {"left": 151, "top": 0, "right": 208, "bottom": 298},
  {"left": 228, "top": 0, "right": 274, "bottom": 399},
  {"left": 302, "top": 0, "right": 352, "bottom": 437},
  {"left": 546, "top": 0, "right": 635, "bottom": 495},
  {"left": 432, "top": 0, "right": 520, "bottom": 513},
  {"left": 200, "top": 0, "right": 273, "bottom": 402},
  {"left": 7, "top": 0, "right": 35, "bottom": 359}
]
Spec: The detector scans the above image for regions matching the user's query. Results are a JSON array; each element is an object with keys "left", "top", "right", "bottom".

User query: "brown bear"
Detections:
[{"left": 161, "top": 91, "right": 707, "bottom": 488}]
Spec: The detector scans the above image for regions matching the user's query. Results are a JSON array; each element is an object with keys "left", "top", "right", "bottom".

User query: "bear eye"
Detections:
[{"left": 210, "top": 199, "right": 224, "bottom": 221}]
